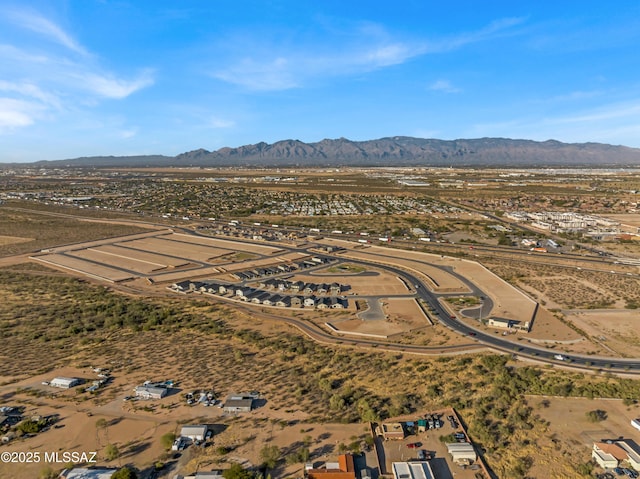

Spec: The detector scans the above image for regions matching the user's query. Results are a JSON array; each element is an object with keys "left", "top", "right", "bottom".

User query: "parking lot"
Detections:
[{"left": 376, "top": 409, "right": 485, "bottom": 479}]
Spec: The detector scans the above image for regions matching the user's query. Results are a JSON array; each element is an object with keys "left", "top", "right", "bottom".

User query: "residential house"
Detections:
[{"left": 306, "top": 454, "right": 356, "bottom": 479}]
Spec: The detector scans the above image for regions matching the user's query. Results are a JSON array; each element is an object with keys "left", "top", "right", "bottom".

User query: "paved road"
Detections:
[{"left": 7, "top": 206, "right": 637, "bottom": 375}]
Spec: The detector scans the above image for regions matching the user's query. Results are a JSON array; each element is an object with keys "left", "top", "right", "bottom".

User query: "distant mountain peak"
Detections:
[{"left": 10, "top": 136, "right": 640, "bottom": 168}]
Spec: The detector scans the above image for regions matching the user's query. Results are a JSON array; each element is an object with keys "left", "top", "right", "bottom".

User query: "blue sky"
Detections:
[{"left": 2, "top": 1, "right": 640, "bottom": 162}]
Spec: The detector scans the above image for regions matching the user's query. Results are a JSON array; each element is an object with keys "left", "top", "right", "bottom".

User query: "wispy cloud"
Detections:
[
  {"left": 6, "top": 8, "right": 88, "bottom": 55},
  {"left": 214, "top": 57, "right": 297, "bottom": 91},
  {"left": 209, "top": 116, "right": 235, "bottom": 129},
  {"left": 212, "top": 17, "right": 526, "bottom": 91},
  {"left": 0, "top": 97, "right": 44, "bottom": 130},
  {"left": 76, "top": 70, "right": 155, "bottom": 99},
  {"left": 428, "top": 79, "right": 461, "bottom": 93},
  {"left": 470, "top": 99, "right": 640, "bottom": 145},
  {"left": 0, "top": 8, "right": 154, "bottom": 134}
]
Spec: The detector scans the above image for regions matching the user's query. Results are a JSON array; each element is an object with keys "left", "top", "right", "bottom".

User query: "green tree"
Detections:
[
  {"left": 111, "top": 467, "right": 137, "bottom": 479},
  {"left": 39, "top": 466, "right": 57, "bottom": 479},
  {"left": 260, "top": 444, "right": 280, "bottom": 469},
  {"left": 222, "top": 463, "right": 254, "bottom": 479},
  {"left": 104, "top": 444, "right": 119, "bottom": 461},
  {"left": 586, "top": 409, "right": 607, "bottom": 422},
  {"left": 160, "top": 432, "right": 176, "bottom": 450}
]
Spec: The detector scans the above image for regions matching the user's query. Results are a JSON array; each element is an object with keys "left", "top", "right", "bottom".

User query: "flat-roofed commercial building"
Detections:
[{"left": 391, "top": 462, "right": 435, "bottom": 479}]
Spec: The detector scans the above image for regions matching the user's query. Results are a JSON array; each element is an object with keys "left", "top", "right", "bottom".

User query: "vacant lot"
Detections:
[
  {"left": 566, "top": 310, "right": 640, "bottom": 357},
  {"left": 0, "top": 206, "right": 151, "bottom": 256}
]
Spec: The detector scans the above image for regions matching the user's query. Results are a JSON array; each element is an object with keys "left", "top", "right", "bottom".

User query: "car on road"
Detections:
[{"left": 468, "top": 332, "right": 476, "bottom": 336}]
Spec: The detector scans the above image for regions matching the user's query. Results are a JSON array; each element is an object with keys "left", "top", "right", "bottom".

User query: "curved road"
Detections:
[
  {"left": 182, "top": 227, "right": 640, "bottom": 375},
  {"left": 9, "top": 205, "right": 638, "bottom": 375}
]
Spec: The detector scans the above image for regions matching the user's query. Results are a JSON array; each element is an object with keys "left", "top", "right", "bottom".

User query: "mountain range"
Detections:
[{"left": 13, "top": 137, "right": 640, "bottom": 168}]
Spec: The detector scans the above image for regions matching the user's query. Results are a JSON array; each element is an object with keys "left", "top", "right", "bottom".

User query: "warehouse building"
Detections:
[{"left": 50, "top": 377, "right": 82, "bottom": 389}]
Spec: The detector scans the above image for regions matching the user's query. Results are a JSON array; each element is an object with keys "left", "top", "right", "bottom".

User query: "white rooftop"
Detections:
[
  {"left": 391, "top": 462, "right": 434, "bottom": 479},
  {"left": 61, "top": 467, "right": 117, "bottom": 479}
]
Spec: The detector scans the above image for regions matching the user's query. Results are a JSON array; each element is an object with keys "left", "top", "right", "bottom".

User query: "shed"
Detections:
[
  {"left": 180, "top": 424, "right": 208, "bottom": 441},
  {"left": 134, "top": 385, "right": 167, "bottom": 400},
  {"left": 223, "top": 397, "right": 253, "bottom": 413},
  {"left": 50, "top": 377, "right": 81, "bottom": 389},
  {"left": 446, "top": 442, "right": 476, "bottom": 462}
]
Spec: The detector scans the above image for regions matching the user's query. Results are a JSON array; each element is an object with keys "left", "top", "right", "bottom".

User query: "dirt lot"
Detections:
[
  {"left": 566, "top": 310, "right": 640, "bottom": 357},
  {"left": 0, "top": 235, "right": 32, "bottom": 245},
  {"left": 321, "top": 239, "right": 537, "bottom": 324},
  {"left": 525, "top": 396, "right": 640, "bottom": 479}
]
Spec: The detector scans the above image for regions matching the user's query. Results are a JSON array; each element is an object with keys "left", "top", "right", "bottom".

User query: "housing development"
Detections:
[{"left": 0, "top": 166, "right": 639, "bottom": 479}]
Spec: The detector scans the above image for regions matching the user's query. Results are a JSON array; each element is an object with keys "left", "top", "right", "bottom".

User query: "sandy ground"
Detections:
[
  {"left": 525, "top": 396, "right": 640, "bottom": 479},
  {"left": 326, "top": 297, "right": 429, "bottom": 339},
  {"left": 566, "top": 310, "right": 640, "bottom": 357},
  {"left": 321, "top": 239, "right": 537, "bottom": 324},
  {"left": 0, "top": 235, "right": 33, "bottom": 245},
  {"left": 297, "top": 270, "right": 408, "bottom": 296},
  {"left": 170, "top": 233, "right": 284, "bottom": 256},
  {"left": 340, "top": 249, "right": 468, "bottom": 293},
  {"left": 603, "top": 213, "right": 640, "bottom": 229}
]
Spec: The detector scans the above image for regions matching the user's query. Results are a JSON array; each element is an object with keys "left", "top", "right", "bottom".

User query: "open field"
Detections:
[
  {"left": 0, "top": 206, "right": 153, "bottom": 256},
  {"left": 566, "top": 310, "right": 640, "bottom": 358},
  {"left": 526, "top": 396, "right": 640, "bottom": 479},
  {"left": 1, "top": 249, "right": 640, "bottom": 479},
  {"left": 300, "top": 270, "right": 408, "bottom": 296},
  {"left": 0, "top": 235, "right": 32, "bottom": 245},
  {"left": 170, "top": 233, "right": 283, "bottom": 255}
]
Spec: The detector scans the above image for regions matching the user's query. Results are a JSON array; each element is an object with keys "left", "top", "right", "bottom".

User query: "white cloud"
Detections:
[
  {"left": 0, "top": 9, "right": 154, "bottom": 134},
  {"left": 0, "top": 80, "right": 61, "bottom": 108},
  {"left": 469, "top": 99, "right": 640, "bottom": 147},
  {"left": 428, "top": 79, "right": 461, "bottom": 93},
  {"left": 6, "top": 8, "right": 88, "bottom": 56},
  {"left": 212, "top": 17, "right": 525, "bottom": 91},
  {"left": 0, "top": 97, "right": 43, "bottom": 130},
  {"left": 214, "top": 57, "right": 297, "bottom": 91},
  {"left": 77, "top": 70, "right": 155, "bottom": 99}
]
